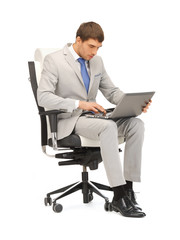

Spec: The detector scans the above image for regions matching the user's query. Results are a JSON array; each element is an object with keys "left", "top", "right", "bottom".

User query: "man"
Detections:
[{"left": 37, "top": 22, "right": 151, "bottom": 218}]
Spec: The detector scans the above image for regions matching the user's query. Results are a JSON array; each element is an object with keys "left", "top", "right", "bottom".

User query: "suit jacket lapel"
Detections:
[
  {"left": 88, "top": 59, "right": 95, "bottom": 95},
  {"left": 63, "top": 45, "right": 85, "bottom": 87},
  {"left": 63, "top": 44, "right": 97, "bottom": 97}
]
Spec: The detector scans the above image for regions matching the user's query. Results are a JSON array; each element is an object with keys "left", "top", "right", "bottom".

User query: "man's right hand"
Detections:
[{"left": 78, "top": 101, "right": 106, "bottom": 114}]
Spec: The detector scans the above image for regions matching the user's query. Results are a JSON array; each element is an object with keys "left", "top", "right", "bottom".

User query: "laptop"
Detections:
[{"left": 85, "top": 91, "right": 155, "bottom": 120}]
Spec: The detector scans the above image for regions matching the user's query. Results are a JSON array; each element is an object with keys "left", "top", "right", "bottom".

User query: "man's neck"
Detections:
[
  {"left": 69, "top": 43, "right": 80, "bottom": 60},
  {"left": 72, "top": 43, "right": 79, "bottom": 56}
]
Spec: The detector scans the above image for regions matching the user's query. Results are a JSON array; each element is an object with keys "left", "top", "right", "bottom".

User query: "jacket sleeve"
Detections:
[
  {"left": 99, "top": 58, "right": 124, "bottom": 105},
  {"left": 37, "top": 54, "right": 76, "bottom": 112}
]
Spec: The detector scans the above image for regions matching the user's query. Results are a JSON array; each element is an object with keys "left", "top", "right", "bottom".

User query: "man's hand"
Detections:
[
  {"left": 142, "top": 100, "right": 152, "bottom": 113},
  {"left": 78, "top": 101, "right": 106, "bottom": 114}
]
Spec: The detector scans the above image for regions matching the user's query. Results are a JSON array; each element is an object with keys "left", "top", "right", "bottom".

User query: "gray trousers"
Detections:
[{"left": 74, "top": 116, "right": 145, "bottom": 187}]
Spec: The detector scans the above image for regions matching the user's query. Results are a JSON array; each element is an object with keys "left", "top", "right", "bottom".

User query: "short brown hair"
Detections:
[{"left": 76, "top": 22, "right": 104, "bottom": 42}]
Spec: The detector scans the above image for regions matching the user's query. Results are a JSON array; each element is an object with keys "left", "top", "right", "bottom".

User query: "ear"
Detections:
[{"left": 76, "top": 36, "right": 82, "bottom": 45}]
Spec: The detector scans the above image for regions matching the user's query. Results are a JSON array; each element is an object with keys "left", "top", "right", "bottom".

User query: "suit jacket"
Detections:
[{"left": 37, "top": 43, "right": 124, "bottom": 139}]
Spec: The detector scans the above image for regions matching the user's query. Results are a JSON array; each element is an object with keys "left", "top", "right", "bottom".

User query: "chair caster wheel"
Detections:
[
  {"left": 44, "top": 197, "right": 52, "bottom": 206},
  {"left": 53, "top": 203, "right": 63, "bottom": 213},
  {"left": 88, "top": 193, "right": 93, "bottom": 202},
  {"left": 104, "top": 201, "right": 112, "bottom": 211}
]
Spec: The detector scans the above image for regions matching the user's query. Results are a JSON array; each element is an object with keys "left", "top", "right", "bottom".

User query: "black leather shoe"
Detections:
[
  {"left": 111, "top": 196, "right": 146, "bottom": 218},
  {"left": 125, "top": 189, "right": 142, "bottom": 210}
]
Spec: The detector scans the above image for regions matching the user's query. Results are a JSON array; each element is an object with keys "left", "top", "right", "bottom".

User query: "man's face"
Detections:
[{"left": 75, "top": 37, "right": 102, "bottom": 60}]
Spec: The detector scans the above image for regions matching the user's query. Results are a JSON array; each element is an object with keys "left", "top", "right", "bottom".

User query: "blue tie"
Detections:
[{"left": 78, "top": 58, "right": 90, "bottom": 93}]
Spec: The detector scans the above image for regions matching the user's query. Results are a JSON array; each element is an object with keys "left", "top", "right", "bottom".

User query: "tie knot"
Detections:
[{"left": 78, "top": 58, "right": 86, "bottom": 65}]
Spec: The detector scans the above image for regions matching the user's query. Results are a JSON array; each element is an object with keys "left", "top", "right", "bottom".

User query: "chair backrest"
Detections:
[
  {"left": 28, "top": 48, "right": 61, "bottom": 146},
  {"left": 34, "top": 48, "right": 61, "bottom": 70}
]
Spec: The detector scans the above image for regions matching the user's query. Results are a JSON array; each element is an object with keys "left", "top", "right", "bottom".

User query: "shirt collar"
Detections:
[{"left": 69, "top": 43, "right": 80, "bottom": 61}]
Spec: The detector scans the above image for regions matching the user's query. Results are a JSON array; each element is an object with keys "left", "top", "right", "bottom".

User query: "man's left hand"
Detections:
[{"left": 142, "top": 100, "right": 152, "bottom": 113}]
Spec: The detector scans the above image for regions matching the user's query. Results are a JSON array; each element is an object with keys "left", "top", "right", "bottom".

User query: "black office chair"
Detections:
[{"left": 28, "top": 48, "right": 124, "bottom": 213}]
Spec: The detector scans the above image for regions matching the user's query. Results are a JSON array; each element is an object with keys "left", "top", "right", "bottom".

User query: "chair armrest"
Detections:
[
  {"left": 39, "top": 109, "right": 67, "bottom": 150},
  {"left": 39, "top": 109, "right": 67, "bottom": 133},
  {"left": 39, "top": 109, "right": 67, "bottom": 116}
]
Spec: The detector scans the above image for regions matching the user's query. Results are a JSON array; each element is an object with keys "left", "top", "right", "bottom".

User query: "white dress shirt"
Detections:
[{"left": 68, "top": 44, "right": 90, "bottom": 108}]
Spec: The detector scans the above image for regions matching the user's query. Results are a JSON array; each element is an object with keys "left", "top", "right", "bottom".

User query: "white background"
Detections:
[{"left": 0, "top": 0, "right": 180, "bottom": 239}]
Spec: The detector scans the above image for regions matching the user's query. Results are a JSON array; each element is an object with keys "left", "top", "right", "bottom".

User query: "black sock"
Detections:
[
  {"left": 112, "top": 185, "right": 126, "bottom": 201},
  {"left": 123, "top": 181, "right": 133, "bottom": 191}
]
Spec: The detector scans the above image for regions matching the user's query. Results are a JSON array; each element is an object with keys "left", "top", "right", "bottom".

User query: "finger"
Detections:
[
  {"left": 145, "top": 101, "right": 150, "bottom": 106},
  {"left": 95, "top": 108, "right": 107, "bottom": 114},
  {"left": 142, "top": 106, "right": 148, "bottom": 112},
  {"left": 92, "top": 107, "right": 99, "bottom": 113},
  {"left": 98, "top": 107, "right": 106, "bottom": 114},
  {"left": 145, "top": 100, "right": 152, "bottom": 105},
  {"left": 94, "top": 104, "right": 106, "bottom": 113}
]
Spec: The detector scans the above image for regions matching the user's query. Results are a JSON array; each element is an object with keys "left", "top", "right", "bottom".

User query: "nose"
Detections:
[{"left": 92, "top": 48, "right": 98, "bottom": 56}]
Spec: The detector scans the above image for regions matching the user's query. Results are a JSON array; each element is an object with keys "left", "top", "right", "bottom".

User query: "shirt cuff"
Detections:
[{"left": 75, "top": 100, "right": 79, "bottom": 109}]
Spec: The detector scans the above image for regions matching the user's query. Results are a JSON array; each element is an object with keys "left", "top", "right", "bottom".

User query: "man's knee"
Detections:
[
  {"left": 101, "top": 120, "right": 118, "bottom": 134},
  {"left": 128, "top": 118, "right": 144, "bottom": 135}
]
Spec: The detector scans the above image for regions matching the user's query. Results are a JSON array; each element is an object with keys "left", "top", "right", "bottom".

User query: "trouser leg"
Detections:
[
  {"left": 116, "top": 117, "right": 145, "bottom": 182},
  {"left": 99, "top": 119, "right": 126, "bottom": 186},
  {"left": 74, "top": 117, "right": 126, "bottom": 187},
  {"left": 74, "top": 116, "right": 144, "bottom": 187}
]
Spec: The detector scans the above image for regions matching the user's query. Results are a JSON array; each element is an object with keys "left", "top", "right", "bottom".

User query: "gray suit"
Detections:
[
  {"left": 37, "top": 44, "right": 144, "bottom": 187},
  {"left": 37, "top": 43, "right": 123, "bottom": 140}
]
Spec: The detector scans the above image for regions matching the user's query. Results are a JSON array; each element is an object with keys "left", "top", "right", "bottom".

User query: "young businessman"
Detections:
[{"left": 37, "top": 22, "right": 151, "bottom": 217}]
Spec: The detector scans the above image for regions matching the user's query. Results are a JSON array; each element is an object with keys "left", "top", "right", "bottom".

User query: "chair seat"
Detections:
[
  {"left": 48, "top": 134, "right": 124, "bottom": 148},
  {"left": 80, "top": 135, "right": 124, "bottom": 147}
]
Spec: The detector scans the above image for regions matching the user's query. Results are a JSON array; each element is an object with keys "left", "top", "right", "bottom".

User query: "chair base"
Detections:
[{"left": 44, "top": 166, "right": 113, "bottom": 213}]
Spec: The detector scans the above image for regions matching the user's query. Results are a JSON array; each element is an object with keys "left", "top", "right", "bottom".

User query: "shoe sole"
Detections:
[{"left": 111, "top": 204, "right": 146, "bottom": 218}]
